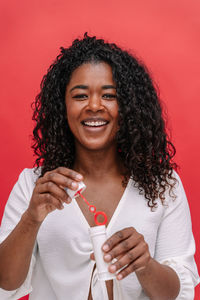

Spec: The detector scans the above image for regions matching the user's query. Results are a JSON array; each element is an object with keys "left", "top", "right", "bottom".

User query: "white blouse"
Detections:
[{"left": 0, "top": 168, "right": 199, "bottom": 300}]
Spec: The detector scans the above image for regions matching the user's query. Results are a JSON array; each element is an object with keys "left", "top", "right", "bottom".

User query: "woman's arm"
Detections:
[
  {"left": 0, "top": 167, "right": 83, "bottom": 291},
  {"left": 135, "top": 257, "right": 180, "bottom": 300},
  {"left": 0, "top": 211, "right": 41, "bottom": 290},
  {"left": 101, "top": 173, "right": 199, "bottom": 300}
]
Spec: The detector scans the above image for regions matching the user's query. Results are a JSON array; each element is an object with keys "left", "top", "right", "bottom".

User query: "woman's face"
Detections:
[{"left": 65, "top": 62, "right": 119, "bottom": 151}]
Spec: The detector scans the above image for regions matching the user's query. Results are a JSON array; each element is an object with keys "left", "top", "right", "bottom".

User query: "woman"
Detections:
[{"left": 0, "top": 33, "right": 199, "bottom": 300}]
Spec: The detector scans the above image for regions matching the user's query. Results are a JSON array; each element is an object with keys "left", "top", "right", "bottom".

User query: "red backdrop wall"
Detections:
[{"left": 0, "top": 0, "right": 199, "bottom": 299}]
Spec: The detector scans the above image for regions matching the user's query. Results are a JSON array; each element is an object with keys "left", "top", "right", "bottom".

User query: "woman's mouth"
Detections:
[
  {"left": 82, "top": 120, "right": 108, "bottom": 127},
  {"left": 81, "top": 119, "right": 109, "bottom": 127}
]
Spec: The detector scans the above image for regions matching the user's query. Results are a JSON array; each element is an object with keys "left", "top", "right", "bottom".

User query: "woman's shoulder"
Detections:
[
  {"left": 165, "top": 169, "right": 186, "bottom": 201},
  {"left": 18, "top": 167, "right": 41, "bottom": 183},
  {"left": 158, "top": 169, "right": 190, "bottom": 217},
  {"left": 128, "top": 169, "right": 188, "bottom": 211},
  {"left": 12, "top": 167, "right": 42, "bottom": 199}
]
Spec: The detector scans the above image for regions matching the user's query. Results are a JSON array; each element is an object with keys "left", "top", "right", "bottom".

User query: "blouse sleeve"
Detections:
[
  {"left": 0, "top": 168, "right": 38, "bottom": 299},
  {"left": 154, "top": 172, "right": 200, "bottom": 299}
]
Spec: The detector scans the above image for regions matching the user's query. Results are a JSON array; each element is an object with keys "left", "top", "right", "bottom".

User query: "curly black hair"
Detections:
[{"left": 32, "top": 32, "right": 177, "bottom": 209}]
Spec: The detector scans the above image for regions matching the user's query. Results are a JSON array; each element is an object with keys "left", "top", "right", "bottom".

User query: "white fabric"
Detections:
[{"left": 0, "top": 168, "right": 199, "bottom": 300}]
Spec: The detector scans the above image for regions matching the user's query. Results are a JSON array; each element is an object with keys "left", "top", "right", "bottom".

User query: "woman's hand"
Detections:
[
  {"left": 26, "top": 167, "right": 83, "bottom": 223},
  {"left": 102, "top": 227, "right": 151, "bottom": 280}
]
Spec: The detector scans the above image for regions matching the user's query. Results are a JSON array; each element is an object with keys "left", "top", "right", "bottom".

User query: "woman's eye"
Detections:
[
  {"left": 72, "top": 94, "right": 88, "bottom": 100},
  {"left": 102, "top": 94, "right": 117, "bottom": 99}
]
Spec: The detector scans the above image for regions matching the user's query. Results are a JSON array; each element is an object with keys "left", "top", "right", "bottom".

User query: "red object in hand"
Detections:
[{"left": 77, "top": 192, "right": 108, "bottom": 226}]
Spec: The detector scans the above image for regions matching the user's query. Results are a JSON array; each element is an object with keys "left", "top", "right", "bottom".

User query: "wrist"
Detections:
[
  {"left": 21, "top": 210, "right": 43, "bottom": 228},
  {"left": 135, "top": 257, "right": 154, "bottom": 277}
]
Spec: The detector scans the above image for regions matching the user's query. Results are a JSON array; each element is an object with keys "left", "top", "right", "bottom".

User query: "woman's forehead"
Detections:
[{"left": 68, "top": 62, "right": 115, "bottom": 86}]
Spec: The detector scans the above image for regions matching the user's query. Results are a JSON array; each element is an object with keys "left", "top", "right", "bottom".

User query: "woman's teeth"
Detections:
[{"left": 83, "top": 121, "right": 107, "bottom": 127}]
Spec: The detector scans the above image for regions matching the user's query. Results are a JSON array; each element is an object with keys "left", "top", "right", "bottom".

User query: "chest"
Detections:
[
  {"left": 37, "top": 181, "right": 164, "bottom": 262},
  {"left": 75, "top": 181, "right": 126, "bottom": 227}
]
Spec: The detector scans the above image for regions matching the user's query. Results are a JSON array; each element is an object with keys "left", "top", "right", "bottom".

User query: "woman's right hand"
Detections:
[{"left": 25, "top": 167, "right": 83, "bottom": 223}]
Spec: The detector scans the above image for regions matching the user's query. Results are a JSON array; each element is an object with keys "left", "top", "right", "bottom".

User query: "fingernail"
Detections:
[
  {"left": 76, "top": 174, "right": 83, "bottom": 180},
  {"left": 109, "top": 265, "right": 116, "bottom": 272},
  {"left": 71, "top": 182, "right": 78, "bottom": 188},
  {"left": 117, "top": 274, "right": 123, "bottom": 280},
  {"left": 102, "top": 244, "right": 109, "bottom": 251},
  {"left": 67, "top": 197, "right": 72, "bottom": 203},
  {"left": 104, "top": 254, "right": 112, "bottom": 262}
]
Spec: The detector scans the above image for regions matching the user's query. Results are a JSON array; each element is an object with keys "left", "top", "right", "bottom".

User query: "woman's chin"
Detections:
[{"left": 76, "top": 140, "right": 116, "bottom": 152}]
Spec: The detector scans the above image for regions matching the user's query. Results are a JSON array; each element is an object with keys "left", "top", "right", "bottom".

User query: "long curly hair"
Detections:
[{"left": 32, "top": 33, "right": 177, "bottom": 209}]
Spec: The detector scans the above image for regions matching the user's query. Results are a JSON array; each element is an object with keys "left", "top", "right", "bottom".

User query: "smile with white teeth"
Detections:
[{"left": 83, "top": 121, "right": 108, "bottom": 127}]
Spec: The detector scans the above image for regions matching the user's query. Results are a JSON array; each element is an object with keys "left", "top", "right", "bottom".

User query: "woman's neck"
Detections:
[{"left": 73, "top": 145, "right": 124, "bottom": 180}]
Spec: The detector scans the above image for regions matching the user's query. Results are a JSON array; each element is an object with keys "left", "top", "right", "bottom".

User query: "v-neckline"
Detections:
[{"left": 72, "top": 178, "right": 132, "bottom": 234}]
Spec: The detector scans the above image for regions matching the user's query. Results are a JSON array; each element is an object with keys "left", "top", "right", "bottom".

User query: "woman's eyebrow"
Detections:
[
  {"left": 70, "top": 85, "right": 88, "bottom": 92},
  {"left": 102, "top": 85, "right": 116, "bottom": 89},
  {"left": 69, "top": 84, "right": 116, "bottom": 92}
]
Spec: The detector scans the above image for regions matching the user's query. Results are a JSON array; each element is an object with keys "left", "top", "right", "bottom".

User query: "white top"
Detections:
[{"left": 0, "top": 168, "right": 199, "bottom": 300}]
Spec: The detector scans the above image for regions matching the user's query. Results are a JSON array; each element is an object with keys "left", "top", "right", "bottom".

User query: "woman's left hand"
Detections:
[{"left": 102, "top": 227, "right": 151, "bottom": 280}]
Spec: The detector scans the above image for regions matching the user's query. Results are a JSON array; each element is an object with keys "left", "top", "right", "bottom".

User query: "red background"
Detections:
[{"left": 0, "top": 0, "right": 199, "bottom": 299}]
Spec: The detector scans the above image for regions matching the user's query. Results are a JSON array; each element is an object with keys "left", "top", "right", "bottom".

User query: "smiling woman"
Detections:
[{"left": 0, "top": 33, "right": 199, "bottom": 300}]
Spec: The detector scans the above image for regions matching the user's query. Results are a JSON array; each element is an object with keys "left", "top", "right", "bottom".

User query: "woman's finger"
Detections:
[
  {"left": 38, "top": 172, "right": 80, "bottom": 191},
  {"left": 103, "top": 234, "right": 141, "bottom": 263},
  {"left": 107, "top": 243, "right": 146, "bottom": 273},
  {"left": 35, "top": 193, "right": 64, "bottom": 210},
  {"left": 115, "top": 253, "right": 151, "bottom": 280},
  {"left": 37, "top": 182, "right": 68, "bottom": 203},
  {"left": 55, "top": 167, "right": 83, "bottom": 181},
  {"left": 102, "top": 227, "right": 135, "bottom": 252},
  {"left": 90, "top": 253, "right": 95, "bottom": 261}
]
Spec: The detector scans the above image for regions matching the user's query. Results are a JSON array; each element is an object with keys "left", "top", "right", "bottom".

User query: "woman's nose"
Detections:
[{"left": 87, "top": 95, "right": 102, "bottom": 112}]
